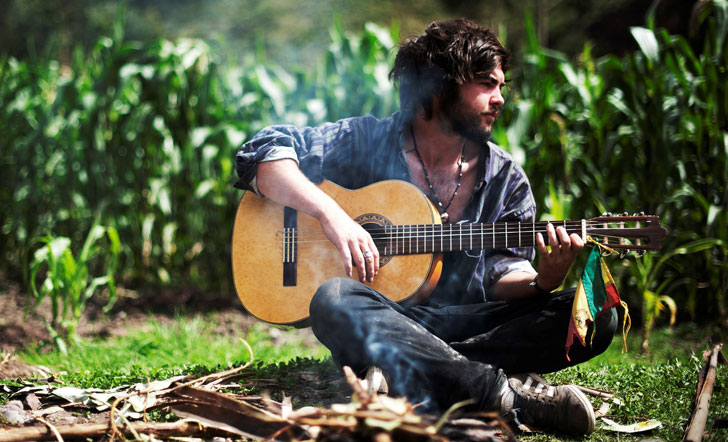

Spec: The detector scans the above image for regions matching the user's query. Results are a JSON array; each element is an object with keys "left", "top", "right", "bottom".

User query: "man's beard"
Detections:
[{"left": 440, "top": 93, "right": 493, "bottom": 145}]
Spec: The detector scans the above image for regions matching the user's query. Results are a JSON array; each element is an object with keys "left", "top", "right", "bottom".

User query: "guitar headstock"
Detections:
[{"left": 586, "top": 213, "right": 668, "bottom": 255}]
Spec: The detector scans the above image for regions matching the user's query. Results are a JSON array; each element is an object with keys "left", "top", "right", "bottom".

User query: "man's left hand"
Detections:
[{"left": 535, "top": 223, "right": 585, "bottom": 291}]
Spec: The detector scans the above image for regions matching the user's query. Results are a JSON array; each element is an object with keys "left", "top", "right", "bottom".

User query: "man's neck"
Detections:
[{"left": 410, "top": 116, "right": 466, "bottom": 168}]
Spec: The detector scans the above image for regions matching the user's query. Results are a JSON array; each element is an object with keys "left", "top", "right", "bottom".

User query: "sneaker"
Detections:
[
  {"left": 500, "top": 373, "right": 595, "bottom": 435},
  {"left": 364, "top": 366, "right": 388, "bottom": 395}
]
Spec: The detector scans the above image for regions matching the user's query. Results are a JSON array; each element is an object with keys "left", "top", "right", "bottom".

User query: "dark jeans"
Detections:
[{"left": 309, "top": 277, "right": 616, "bottom": 413}]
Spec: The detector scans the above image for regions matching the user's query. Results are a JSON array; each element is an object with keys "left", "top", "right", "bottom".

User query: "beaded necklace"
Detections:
[{"left": 410, "top": 126, "right": 465, "bottom": 223}]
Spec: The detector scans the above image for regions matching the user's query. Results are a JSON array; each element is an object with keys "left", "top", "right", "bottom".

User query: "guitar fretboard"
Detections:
[{"left": 379, "top": 220, "right": 587, "bottom": 255}]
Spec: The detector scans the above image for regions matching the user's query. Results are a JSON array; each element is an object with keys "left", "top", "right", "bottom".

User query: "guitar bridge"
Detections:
[{"left": 283, "top": 207, "right": 297, "bottom": 286}]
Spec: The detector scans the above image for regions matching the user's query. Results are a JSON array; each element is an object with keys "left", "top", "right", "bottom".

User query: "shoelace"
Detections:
[
  {"left": 522, "top": 376, "right": 556, "bottom": 398},
  {"left": 514, "top": 379, "right": 560, "bottom": 424}
]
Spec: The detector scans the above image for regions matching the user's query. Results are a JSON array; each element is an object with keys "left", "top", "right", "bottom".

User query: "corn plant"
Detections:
[
  {"left": 27, "top": 224, "right": 120, "bottom": 352},
  {"left": 0, "top": 13, "right": 400, "bottom": 293},
  {"left": 491, "top": 4, "right": 728, "bottom": 350},
  {"left": 2, "top": 5, "right": 727, "bottom": 342},
  {"left": 622, "top": 239, "right": 724, "bottom": 352}
]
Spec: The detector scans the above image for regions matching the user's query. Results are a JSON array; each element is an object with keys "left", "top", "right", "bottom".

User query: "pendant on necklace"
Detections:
[{"left": 440, "top": 212, "right": 449, "bottom": 223}]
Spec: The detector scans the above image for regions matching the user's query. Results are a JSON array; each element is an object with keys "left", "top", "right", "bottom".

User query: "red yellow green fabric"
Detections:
[{"left": 566, "top": 244, "right": 628, "bottom": 360}]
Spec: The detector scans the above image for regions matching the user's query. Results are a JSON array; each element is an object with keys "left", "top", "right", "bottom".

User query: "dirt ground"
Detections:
[{"left": 0, "top": 276, "right": 320, "bottom": 379}]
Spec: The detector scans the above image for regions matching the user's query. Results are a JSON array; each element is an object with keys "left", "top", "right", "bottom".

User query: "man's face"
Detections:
[{"left": 440, "top": 65, "right": 506, "bottom": 144}]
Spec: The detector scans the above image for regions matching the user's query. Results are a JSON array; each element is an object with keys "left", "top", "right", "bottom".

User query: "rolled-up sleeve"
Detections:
[
  {"left": 233, "top": 126, "right": 302, "bottom": 194},
  {"left": 233, "top": 121, "right": 354, "bottom": 195}
]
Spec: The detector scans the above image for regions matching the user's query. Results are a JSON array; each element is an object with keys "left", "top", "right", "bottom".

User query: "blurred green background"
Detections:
[
  {"left": 0, "top": 0, "right": 699, "bottom": 65},
  {"left": 1, "top": 0, "right": 725, "bottom": 340}
]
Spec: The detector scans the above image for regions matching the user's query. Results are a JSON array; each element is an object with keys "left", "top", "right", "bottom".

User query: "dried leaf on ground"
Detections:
[{"left": 1, "top": 364, "right": 517, "bottom": 442}]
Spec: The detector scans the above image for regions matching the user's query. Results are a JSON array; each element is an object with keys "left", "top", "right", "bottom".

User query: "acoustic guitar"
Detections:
[{"left": 232, "top": 179, "right": 667, "bottom": 325}]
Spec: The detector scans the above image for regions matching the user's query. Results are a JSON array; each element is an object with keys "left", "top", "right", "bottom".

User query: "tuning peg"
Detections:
[
  {"left": 602, "top": 211, "right": 612, "bottom": 217},
  {"left": 619, "top": 249, "right": 630, "bottom": 258},
  {"left": 634, "top": 250, "right": 645, "bottom": 258},
  {"left": 622, "top": 211, "right": 629, "bottom": 216}
]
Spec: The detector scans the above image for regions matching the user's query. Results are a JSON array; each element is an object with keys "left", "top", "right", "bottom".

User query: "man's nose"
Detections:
[{"left": 491, "top": 89, "right": 505, "bottom": 106}]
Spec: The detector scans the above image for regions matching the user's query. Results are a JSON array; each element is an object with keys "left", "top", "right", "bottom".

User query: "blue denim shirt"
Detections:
[{"left": 234, "top": 112, "right": 537, "bottom": 306}]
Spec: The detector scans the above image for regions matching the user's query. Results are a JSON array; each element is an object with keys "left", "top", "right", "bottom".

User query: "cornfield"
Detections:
[{"left": 1, "top": 6, "right": 725, "bottom": 328}]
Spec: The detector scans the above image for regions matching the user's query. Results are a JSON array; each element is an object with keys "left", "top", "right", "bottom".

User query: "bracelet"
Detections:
[{"left": 529, "top": 274, "right": 552, "bottom": 295}]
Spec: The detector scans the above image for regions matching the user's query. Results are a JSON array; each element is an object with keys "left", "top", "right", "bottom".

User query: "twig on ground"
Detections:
[
  {"left": 342, "top": 365, "right": 370, "bottom": 404},
  {"left": 181, "top": 338, "right": 255, "bottom": 388},
  {"left": 575, "top": 385, "right": 616, "bottom": 400},
  {"left": 433, "top": 398, "right": 476, "bottom": 432},
  {"left": 0, "top": 351, "right": 12, "bottom": 370},
  {"left": 0, "top": 420, "right": 206, "bottom": 442},
  {"left": 683, "top": 343, "right": 723, "bottom": 442},
  {"left": 108, "top": 337, "right": 255, "bottom": 441},
  {"left": 34, "top": 417, "right": 63, "bottom": 442}
]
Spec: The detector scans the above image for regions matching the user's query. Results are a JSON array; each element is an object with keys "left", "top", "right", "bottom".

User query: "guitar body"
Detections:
[{"left": 231, "top": 180, "right": 444, "bottom": 325}]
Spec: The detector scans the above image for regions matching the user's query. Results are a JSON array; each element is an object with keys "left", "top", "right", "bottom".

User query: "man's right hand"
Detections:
[
  {"left": 319, "top": 208, "right": 380, "bottom": 282},
  {"left": 257, "top": 159, "right": 379, "bottom": 283}
]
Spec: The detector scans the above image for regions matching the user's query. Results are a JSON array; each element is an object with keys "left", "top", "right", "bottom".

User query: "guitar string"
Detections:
[
  {"left": 284, "top": 221, "right": 632, "bottom": 238},
  {"left": 288, "top": 232, "right": 633, "bottom": 242},
  {"left": 285, "top": 235, "right": 641, "bottom": 252},
  {"left": 287, "top": 220, "right": 619, "bottom": 235},
  {"left": 285, "top": 232, "right": 638, "bottom": 244},
  {"left": 284, "top": 222, "right": 635, "bottom": 236}
]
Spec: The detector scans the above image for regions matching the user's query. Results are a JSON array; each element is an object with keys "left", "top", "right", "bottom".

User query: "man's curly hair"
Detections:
[{"left": 390, "top": 19, "right": 510, "bottom": 121}]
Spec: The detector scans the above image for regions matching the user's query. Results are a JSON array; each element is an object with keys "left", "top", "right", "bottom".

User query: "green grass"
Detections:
[
  {"left": 16, "top": 313, "right": 329, "bottom": 389},
  {"left": 530, "top": 323, "right": 728, "bottom": 441}
]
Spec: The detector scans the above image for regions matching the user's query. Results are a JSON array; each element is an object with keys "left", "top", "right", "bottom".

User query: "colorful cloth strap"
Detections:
[{"left": 565, "top": 237, "right": 631, "bottom": 360}]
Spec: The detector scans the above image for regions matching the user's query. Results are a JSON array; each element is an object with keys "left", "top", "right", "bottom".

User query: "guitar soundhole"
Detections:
[{"left": 354, "top": 213, "right": 393, "bottom": 266}]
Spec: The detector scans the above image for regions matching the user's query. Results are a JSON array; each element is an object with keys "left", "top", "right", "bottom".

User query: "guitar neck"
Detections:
[
  {"left": 377, "top": 215, "right": 666, "bottom": 255},
  {"left": 380, "top": 220, "right": 586, "bottom": 255}
]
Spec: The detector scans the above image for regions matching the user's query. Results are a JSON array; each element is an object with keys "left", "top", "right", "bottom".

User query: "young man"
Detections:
[{"left": 234, "top": 19, "right": 616, "bottom": 435}]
